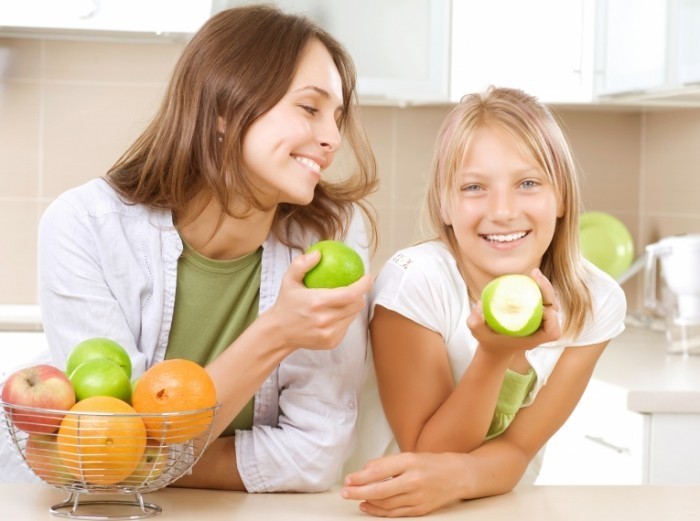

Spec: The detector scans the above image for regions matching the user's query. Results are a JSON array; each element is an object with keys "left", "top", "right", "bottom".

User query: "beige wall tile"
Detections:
[
  {"left": 0, "top": 82, "right": 41, "bottom": 197},
  {"left": 642, "top": 109, "right": 700, "bottom": 216},
  {"left": 394, "top": 105, "right": 451, "bottom": 208},
  {"left": 42, "top": 82, "right": 164, "bottom": 197},
  {"left": 43, "top": 40, "right": 183, "bottom": 83},
  {"left": 0, "top": 38, "right": 42, "bottom": 81},
  {"left": 556, "top": 108, "right": 642, "bottom": 216},
  {"left": 0, "top": 201, "right": 41, "bottom": 304}
]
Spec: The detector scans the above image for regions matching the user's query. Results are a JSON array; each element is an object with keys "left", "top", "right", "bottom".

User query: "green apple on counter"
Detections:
[
  {"left": 303, "top": 240, "right": 365, "bottom": 289},
  {"left": 481, "top": 274, "right": 543, "bottom": 337},
  {"left": 65, "top": 337, "right": 132, "bottom": 379}
]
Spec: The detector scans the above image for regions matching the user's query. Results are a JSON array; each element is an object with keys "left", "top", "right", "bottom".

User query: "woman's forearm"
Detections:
[
  {"left": 206, "top": 313, "right": 294, "bottom": 439},
  {"left": 171, "top": 436, "right": 246, "bottom": 490}
]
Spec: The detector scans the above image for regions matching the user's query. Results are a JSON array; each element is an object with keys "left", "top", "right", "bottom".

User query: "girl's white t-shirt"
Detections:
[{"left": 345, "top": 240, "right": 627, "bottom": 483}]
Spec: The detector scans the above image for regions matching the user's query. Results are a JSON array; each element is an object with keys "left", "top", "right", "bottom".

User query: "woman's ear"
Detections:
[{"left": 217, "top": 116, "right": 226, "bottom": 135}]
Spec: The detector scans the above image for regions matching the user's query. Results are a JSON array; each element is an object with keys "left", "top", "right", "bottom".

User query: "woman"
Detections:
[
  {"left": 35, "top": 5, "right": 378, "bottom": 492},
  {"left": 343, "top": 86, "right": 626, "bottom": 515}
]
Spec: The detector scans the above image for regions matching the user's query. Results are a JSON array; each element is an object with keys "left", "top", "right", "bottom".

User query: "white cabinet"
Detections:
[
  {"left": 537, "top": 323, "right": 700, "bottom": 486},
  {"left": 537, "top": 379, "right": 648, "bottom": 485},
  {"left": 231, "top": 0, "right": 451, "bottom": 104},
  {"left": 594, "top": 0, "right": 668, "bottom": 95},
  {"left": 678, "top": 0, "right": 700, "bottom": 84},
  {"left": 647, "top": 414, "right": 700, "bottom": 484},
  {"left": 0, "top": 0, "right": 212, "bottom": 36},
  {"left": 595, "top": 0, "right": 700, "bottom": 102},
  {"left": 450, "top": 0, "right": 596, "bottom": 104}
]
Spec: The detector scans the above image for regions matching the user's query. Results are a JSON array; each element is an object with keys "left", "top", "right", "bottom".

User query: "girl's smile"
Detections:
[{"left": 444, "top": 124, "right": 559, "bottom": 292}]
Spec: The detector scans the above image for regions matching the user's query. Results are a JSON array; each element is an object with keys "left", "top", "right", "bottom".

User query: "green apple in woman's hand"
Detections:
[
  {"left": 481, "top": 274, "right": 543, "bottom": 337},
  {"left": 303, "top": 240, "right": 365, "bottom": 288}
]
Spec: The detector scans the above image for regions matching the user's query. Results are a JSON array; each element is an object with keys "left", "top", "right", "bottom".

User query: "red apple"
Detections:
[
  {"left": 24, "top": 433, "right": 73, "bottom": 486},
  {"left": 1, "top": 364, "right": 76, "bottom": 434}
]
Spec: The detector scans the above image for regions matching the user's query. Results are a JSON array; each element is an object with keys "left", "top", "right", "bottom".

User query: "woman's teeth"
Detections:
[
  {"left": 295, "top": 156, "right": 321, "bottom": 173},
  {"left": 484, "top": 232, "right": 527, "bottom": 243}
]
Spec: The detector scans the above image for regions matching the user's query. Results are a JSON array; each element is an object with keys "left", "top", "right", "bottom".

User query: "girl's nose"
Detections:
[{"left": 489, "top": 190, "right": 517, "bottom": 221}]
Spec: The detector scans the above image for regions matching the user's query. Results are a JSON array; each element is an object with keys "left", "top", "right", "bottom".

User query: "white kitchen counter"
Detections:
[
  {"left": 0, "top": 305, "right": 42, "bottom": 332},
  {"left": 595, "top": 325, "right": 700, "bottom": 414}
]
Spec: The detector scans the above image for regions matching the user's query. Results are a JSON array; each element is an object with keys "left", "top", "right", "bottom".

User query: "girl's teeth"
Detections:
[
  {"left": 295, "top": 156, "right": 321, "bottom": 173},
  {"left": 485, "top": 232, "right": 527, "bottom": 243}
]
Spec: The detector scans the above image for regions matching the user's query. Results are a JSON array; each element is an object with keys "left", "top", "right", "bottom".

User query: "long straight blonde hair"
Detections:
[
  {"left": 425, "top": 86, "right": 591, "bottom": 338},
  {"left": 106, "top": 5, "right": 377, "bottom": 249}
]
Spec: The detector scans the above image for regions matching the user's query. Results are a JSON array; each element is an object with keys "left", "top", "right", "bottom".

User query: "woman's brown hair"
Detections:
[
  {"left": 424, "top": 86, "right": 591, "bottom": 338},
  {"left": 106, "top": 4, "right": 377, "bottom": 248}
]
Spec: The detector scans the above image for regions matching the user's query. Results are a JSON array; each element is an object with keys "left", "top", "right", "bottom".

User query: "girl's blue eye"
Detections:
[{"left": 521, "top": 179, "right": 539, "bottom": 189}]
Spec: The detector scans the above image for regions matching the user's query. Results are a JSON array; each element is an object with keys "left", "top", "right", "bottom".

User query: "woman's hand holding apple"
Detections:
[{"left": 262, "top": 248, "right": 372, "bottom": 352}]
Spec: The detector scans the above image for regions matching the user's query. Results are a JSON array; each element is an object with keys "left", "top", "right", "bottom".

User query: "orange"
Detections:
[
  {"left": 132, "top": 359, "right": 217, "bottom": 444},
  {"left": 57, "top": 396, "right": 146, "bottom": 486}
]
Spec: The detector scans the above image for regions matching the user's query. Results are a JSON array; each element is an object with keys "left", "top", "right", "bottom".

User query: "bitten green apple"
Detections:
[
  {"left": 302, "top": 240, "right": 365, "bottom": 289},
  {"left": 65, "top": 337, "right": 132, "bottom": 379},
  {"left": 481, "top": 274, "right": 543, "bottom": 337},
  {"left": 69, "top": 358, "right": 132, "bottom": 403}
]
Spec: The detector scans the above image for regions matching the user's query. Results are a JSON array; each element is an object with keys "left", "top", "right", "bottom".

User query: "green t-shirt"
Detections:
[
  {"left": 486, "top": 369, "right": 537, "bottom": 440},
  {"left": 165, "top": 239, "right": 262, "bottom": 437}
]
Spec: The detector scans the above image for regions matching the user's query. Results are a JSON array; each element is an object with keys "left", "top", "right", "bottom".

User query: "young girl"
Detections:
[
  {"left": 23, "top": 5, "right": 378, "bottom": 492},
  {"left": 342, "top": 86, "right": 626, "bottom": 516}
]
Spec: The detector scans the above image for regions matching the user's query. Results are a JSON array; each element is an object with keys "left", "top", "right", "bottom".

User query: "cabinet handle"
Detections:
[{"left": 584, "top": 434, "right": 630, "bottom": 454}]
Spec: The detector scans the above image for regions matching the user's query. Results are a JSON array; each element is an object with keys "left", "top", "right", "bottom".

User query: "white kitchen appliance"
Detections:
[{"left": 644, "top": 234, "right": 700, "bottom": 355}]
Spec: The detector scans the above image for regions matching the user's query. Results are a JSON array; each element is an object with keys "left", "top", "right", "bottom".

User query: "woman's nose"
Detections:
[{"left": 318, "top": 117, "right": 341, "bottom": 152}]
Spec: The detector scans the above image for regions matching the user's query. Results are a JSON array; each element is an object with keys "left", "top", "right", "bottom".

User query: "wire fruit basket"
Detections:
[{"left": 1, "top": 400, "right": 219, "bottom": 519}]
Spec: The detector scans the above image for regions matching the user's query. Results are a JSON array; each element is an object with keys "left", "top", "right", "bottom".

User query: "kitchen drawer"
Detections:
[{"left": 537, "top": 379, "right": 648, "bottom": 485}]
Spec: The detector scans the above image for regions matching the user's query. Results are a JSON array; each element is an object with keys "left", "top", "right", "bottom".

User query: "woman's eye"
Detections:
[
  {"left": 300, "top": 105, "right": 318, "bottom": 115},
  {"left": 521, "top": 179, "right": 539, "bottom": 189},
  {"left": 461, "top": 184, "right": 482, "bottom": 192}
]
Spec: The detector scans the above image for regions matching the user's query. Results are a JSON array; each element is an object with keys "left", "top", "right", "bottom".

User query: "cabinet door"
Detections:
[
  {"left": 450, "top": 0, "right": 595, "bottom": 104},
  {"left": 595, "top": 0, "right": 668, "bottom": 95},
  {"left": 536, "top": 379, "right": 647, "bottom": 485},
  {"left": 0, "top": 0, "right": 212, "bottom": 34},
  {"left": 648, "top": 414, "right": 700, "bottom": 484},
  {"left": 678, "top": 0, "right": 700, "bottom": 84},
  {"left": 266, "top": 0, "right": 451, "bottom": 103}
]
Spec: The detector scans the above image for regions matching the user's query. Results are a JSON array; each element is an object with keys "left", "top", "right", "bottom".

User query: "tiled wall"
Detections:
[{"left": 2, "top": 37, "right": 700, "bottom": 311}]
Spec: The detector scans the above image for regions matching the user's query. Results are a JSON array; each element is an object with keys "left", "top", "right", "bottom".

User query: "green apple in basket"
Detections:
[
  {"left": 481, "top": 274, "right": 544, "bottom": 337},
  {"left": 69, "top": 358, "right": 132, "bottom": 403},
  {"left": 65, "top": 337, "right": 132, "bottom": 378}
]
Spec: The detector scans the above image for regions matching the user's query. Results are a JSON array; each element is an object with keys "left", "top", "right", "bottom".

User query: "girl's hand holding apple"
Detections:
[{"left": 468, "top": 269, "right": 562, "bottom": 356}]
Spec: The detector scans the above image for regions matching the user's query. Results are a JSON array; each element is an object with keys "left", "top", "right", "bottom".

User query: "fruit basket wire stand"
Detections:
[{"left": 1, "top": 401, "right": 219, "bottom": 519}]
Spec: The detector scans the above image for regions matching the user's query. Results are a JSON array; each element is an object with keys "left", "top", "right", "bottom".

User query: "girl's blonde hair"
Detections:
[
  {"left": 425, "top": 86, "right": 591, "bottom": 338},
  {"left": 106, "top": 5, "right": 377, "bottom": 249}
]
